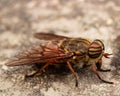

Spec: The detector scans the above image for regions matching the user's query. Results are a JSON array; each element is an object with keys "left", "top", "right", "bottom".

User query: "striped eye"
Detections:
[{"left": 88, "top": 39, "right": 104, "bottom": 58}]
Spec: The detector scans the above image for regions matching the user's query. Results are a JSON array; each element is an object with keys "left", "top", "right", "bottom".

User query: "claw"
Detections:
[{"left": 103, "top": 53, "right": 112, "bottom": 58}]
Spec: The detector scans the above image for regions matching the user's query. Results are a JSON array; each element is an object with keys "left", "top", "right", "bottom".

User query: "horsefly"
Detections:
[{"left": 5, "top": 33, "right": 113, "bottom": 87}]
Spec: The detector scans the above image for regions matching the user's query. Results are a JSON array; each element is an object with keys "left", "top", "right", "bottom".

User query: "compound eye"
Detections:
[
  {"left": 88, "top": 40, "right": 103, "bottom": 58},
  {"left": 94, "top": 39, "right": 105, "bottom": 50}
]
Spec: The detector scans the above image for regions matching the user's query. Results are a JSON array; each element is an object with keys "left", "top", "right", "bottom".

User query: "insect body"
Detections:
[{"left": 6, "top": 33, "right": 113, "bottom": 87}]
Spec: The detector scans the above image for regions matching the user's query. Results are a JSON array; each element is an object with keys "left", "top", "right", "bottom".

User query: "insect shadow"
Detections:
[
  {"left": 110, "top": 35, "right": 120, "bottom": 76},
  {"left": 25, "top": 63, "right": 101, "bottom": 86}
]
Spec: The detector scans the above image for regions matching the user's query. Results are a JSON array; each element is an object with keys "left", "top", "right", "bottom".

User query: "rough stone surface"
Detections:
[{"left": 0, "top": 0, "right": 120, "bottom": 96}]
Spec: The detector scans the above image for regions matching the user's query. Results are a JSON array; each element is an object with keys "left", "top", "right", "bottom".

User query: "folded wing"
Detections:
[
  {"left": 34, "top": 33, "right": 70, "bottom": 40},
  {"left": 6, "top": 45, "right": 73, "bottom": 66}
]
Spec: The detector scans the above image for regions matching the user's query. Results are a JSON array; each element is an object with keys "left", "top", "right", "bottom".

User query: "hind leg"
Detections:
[{"left": 25, "top": 62, "right": 50, "bottom": 77}]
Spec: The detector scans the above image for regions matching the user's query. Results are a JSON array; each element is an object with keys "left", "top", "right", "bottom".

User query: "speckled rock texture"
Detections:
[{"left": 0, "top": 0, "right": 120, "bottom": 96}]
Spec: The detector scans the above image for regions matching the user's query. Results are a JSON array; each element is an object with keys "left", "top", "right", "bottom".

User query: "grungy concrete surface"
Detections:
[{"left": 0, "top": 0, "right": 120, "bottom": 96}]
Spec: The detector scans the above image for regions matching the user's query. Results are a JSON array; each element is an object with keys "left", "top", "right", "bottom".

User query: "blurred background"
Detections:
[{"left": 0, "top": 0, "right": 120, "bottom": 96}]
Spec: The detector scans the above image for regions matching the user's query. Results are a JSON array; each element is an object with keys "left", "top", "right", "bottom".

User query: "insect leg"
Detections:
[
  {"left": 92, "top": 64, "right": 113, "bottom": 84},
  {"left": 25, "top": 62, "right": 50, "bottom": 77},
  {"left": 96, "top": 59, "right": 111, "bottom": 72},
  {"left": 67, "top": 61, "right": 78, "bottom": 87}
]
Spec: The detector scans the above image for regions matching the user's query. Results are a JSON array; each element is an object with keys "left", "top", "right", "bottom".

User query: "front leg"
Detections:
[
  {"left": 96, "top": 59, "right": 111, "bottom": 72},
  {"left": 92, "top": 64, "right": 113, "bottom": 84}
]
